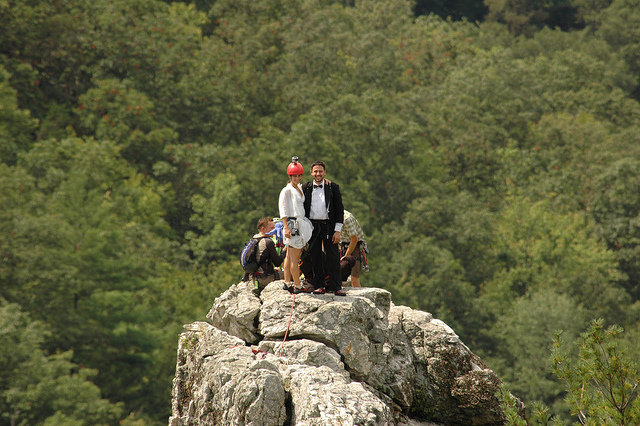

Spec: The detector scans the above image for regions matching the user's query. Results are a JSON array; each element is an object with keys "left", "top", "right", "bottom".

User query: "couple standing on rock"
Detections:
[{"left": 278, "top": 157, "right": 347, "bottom": 296}]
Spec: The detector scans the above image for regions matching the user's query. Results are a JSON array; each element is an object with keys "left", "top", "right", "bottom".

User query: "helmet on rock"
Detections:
[{"left": 287, "top": 156, "right": 304, "bottom": 175}]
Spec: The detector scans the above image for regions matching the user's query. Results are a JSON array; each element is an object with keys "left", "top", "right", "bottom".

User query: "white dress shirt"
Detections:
[
  {"left": 309, "top": 181, "right": 343, "bottom": 232},
  {"left": 309, "top": 182, "right": 329, "bottom": 220}
]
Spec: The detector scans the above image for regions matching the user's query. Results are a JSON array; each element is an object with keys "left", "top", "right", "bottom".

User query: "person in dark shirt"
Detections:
[{"left": 243, "top": 217, "right": 286, "bottom": 290}]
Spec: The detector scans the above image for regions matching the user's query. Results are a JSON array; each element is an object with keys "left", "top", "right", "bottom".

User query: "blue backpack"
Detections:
[{"left": 240, "top": 236, "right": 266, "bottom": 273}]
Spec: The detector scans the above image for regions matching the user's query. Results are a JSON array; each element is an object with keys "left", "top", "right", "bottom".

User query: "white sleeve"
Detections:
[{"left": 278, "top": 187, "right": 290, "bottom": 218}]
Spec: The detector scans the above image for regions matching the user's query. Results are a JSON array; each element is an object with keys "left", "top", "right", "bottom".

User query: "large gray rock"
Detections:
[
  {"left": 206, "top": 281, "right": 262, "bottom": 344},
  {"left": 170, "top": 281, "right": 519, "bottom": 425},
  {"left": 257, "top": 339, "right": 348, "bottom": 378}
]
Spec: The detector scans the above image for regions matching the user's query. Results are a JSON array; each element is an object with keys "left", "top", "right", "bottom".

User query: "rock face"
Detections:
[{"left": 170, "top": 281, "right": 511, "bottom": 425}]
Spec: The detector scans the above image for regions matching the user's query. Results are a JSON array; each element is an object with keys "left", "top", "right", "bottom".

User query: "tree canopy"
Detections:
[{"left": 2, "top": 0, "right": 640, "bottom": 423}]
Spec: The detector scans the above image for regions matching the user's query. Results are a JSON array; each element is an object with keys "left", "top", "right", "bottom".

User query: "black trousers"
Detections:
[
  {"left": 300, "top": 252, "right": 355, "bottom": 283},
  {"left": 309, "top": 219, "right": 341, "bottom": 291}
]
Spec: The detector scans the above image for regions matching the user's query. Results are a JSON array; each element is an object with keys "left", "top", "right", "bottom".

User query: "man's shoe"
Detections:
[
  {"left": 293, "top": 286, "right": 312, "bottom": 294},
  {"left": 333, "top": 289, "right": 347, "bottom": 296},
  {"left": 312, "top": 287, "right": 326, "bottom": 295}
]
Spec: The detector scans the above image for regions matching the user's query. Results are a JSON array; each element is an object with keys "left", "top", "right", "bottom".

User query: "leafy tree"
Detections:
[
  {"left": 369, "top": 190, "right": 493, "bottom": 339},
  {"left": 414, "top": 0, "right": 488, "bottom": 21},
  {"left": 425, "top": 42, "right": 638, "bottom": 201},
  {"left": 3, "top": 0, "right": 640, "bottom": 422},
  {"left": 86, "top": 0, "right": 206, "bottom": 106},
  {"left": 285, "top": 89, "right": 435, "bottom": 231},
  {"left": 396, "top": 15, "right": 479, "bottom": 86},
  {"left": 504, "top": 27, "right": 634, "bottom": 94},
  {"left": 207, "top": 0, "right": 416, "bottom": 131},
  {"left": 0, "top": 66, "right": 38, "bottom": 166},
  {"left": 185, "top": 172, "right": 249, "bottom": 264},
  {"left": 165, "top": 35, "right": 263, "bottom": 146},
  {"left": 552, "top": 319, "right": 640, "bottom": 424},
  {"left": 0, "top": 163, "right": 42, "bottom": 304},
  {"left": 76, "top": 78, "right": 178, "bottom": 174},
  {"left": 489, "top": 289, "right": 588, "bottom": 412},
  {"left": 402, "top": 190, "right": 499, "bottom": 287},
  {"left": 497, "top": 384, "right": 558, "bottom": 425},
  {"left": 571, "top": 0, "right": 613, "bottom": 27},
  {"left": 208, "top": 0, "right": 304, "bottom": 116},
  {"left": 481, "top": 196, "right": 628, "bottom": 325},
  {"left": 0, "top": 299, "right": 123, "bottom": 425},
  {"left": 370, "top": 186, "right": 499, "bottom": 348},
  {"left": 500, "top": 112, "right": 618, "bottom": 212},
  {"left": 154, "top": 137, "right": 287, "bottom": 246},
  {"left": 484, "top": 0, "right": 579, "bottom": 34},
  {"left": 596, "top": 0, "right": 640, "bottom": 99},
  {"left": 2, "top": 136, "right": 176, "bottom": 418},
  {"left": 0, "top": 0, "right": 98, "bottom": 119},
  {"left": 590, "top": 156, "right": 640, "bottom": 300}
]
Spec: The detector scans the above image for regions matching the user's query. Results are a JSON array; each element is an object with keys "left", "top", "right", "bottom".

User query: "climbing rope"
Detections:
[{"left": 279, "top": 292, "right": 296, "bottom": 357}]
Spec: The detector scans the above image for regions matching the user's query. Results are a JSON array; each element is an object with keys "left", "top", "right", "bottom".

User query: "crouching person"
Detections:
[
  {"left": 243, "top": 217, "right": 286, "bottom": 290},
  {"left": 339, "top": 210, "right": 369, "bottom": 287}
]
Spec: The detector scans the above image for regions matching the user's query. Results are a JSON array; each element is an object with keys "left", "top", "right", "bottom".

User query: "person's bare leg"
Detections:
[
  {"left": 283, "top": 250, "right": 292, "bottom": 283},
  {"left": 289, "top": 247, "right": 302, "bottom": 287},
  {"left": 351, "top": 276, "right": 361, "bottom": 287}
]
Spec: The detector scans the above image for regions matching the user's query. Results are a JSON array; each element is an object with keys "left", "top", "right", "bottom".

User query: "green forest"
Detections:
[{"left": 2, "top": 0, "right": 640, "bottom": 424}]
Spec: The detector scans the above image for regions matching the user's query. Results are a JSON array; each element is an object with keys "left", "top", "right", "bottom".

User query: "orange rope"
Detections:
[{"left": 279, "top": 292, "right": 296, "bottom": 357}]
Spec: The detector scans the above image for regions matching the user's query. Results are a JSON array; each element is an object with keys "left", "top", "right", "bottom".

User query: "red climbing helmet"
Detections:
[{"left": 287, "top": 156, "right": 304, "bottom": 175}]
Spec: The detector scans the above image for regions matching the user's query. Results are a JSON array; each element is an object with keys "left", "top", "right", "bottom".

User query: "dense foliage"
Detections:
[{"left": 2, "top": 0, "right": 640, "bottom": 423}]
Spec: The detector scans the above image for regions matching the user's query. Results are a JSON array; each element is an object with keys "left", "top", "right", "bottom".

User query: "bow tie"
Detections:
[{"left": 314, "top": 185, "right": 323, "bottom": 189}]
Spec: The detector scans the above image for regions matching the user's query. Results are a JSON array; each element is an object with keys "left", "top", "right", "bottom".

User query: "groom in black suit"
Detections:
[{"left": 302, "top": 160, "right": 346, "bottom": 296}]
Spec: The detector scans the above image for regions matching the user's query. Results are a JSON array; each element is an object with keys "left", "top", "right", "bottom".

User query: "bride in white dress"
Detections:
[{"left": 278, "top": 157, "right": 313, "bottom": 289}]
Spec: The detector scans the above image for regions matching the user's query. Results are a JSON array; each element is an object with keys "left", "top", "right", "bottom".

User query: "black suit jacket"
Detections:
[{"left": 302, "top": 179, "right": 344, "bottom": 230}]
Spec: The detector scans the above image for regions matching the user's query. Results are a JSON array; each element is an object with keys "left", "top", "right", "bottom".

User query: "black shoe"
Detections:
[
  {"left": 293, "top": 286, "right": 312, "bottom": 294},
  {"left": 312, "top": 287, "right": 326, "bottom": 295},
  {"left": 283, "top": 283, "right": 294, "bottom": 293},
  {"left": 333, "top": 289, "right": 346, "bottom": 296}
]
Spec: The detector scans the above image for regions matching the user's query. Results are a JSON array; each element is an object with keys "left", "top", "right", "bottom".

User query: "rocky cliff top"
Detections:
[{"left": 170, "top": 281, "right": 515, "bottom": 425}]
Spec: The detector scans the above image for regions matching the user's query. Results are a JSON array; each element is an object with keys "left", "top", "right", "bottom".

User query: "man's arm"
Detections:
[
  {"left": 302, "top": 182, "right": 311, "bottom": 217},
  {"left": 342, "top": 234, "right": 359, "bottom": 259},
  {"left": 332, "top": 182, "right": 344, "bottom": 244},
  {"left": 265, "top": 239, "right": 285, "bottom": 267},
  {"left": 333, "top": 183, "right": 344, "bottom": 225}
]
